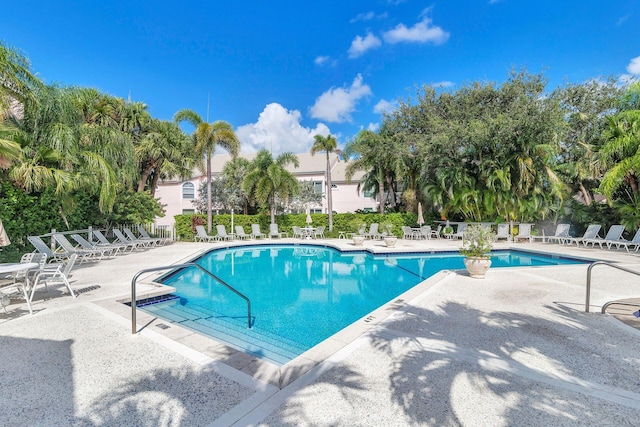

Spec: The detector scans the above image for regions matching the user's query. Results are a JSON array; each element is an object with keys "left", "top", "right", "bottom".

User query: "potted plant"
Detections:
[
  {"left": 350, "top": 219, "right": 366, "bottom": 246},
  {"left": 381, "top": 222, "right": 397, "bottom": 247},
  {"left": 459, "top": 224, "right": 495, "bottom": 278}
]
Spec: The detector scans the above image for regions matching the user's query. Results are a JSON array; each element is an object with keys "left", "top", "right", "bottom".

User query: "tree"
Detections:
[
  {"left": 174, "top": 109, "right": 240, "bottom": 232},
  {"left": 243, "top": 149, "right": 300, "bottom": 224},
  {"left": 0, "top": 41, "right": 42, "bottom": 110},
  {"left": 311, "top": 134, "right": 341, "bottom": 231},
  {"left": 290, "top": 180, "right": 323, "bottom": 213}
]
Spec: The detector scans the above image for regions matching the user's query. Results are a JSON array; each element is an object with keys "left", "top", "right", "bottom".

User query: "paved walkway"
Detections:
[{"left": 1, "top": 238, "right": 640, "bottom": 426}]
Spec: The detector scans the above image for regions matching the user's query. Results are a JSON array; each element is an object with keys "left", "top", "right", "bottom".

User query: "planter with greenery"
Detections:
[
  {"left": 381, "top": 222, "right": 397, "bottom": 247},
  {"left": 459, "top": 224, "right": 495, "bottom": 279}
]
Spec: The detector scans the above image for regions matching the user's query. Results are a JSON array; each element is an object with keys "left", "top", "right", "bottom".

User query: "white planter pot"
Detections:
[
  {"left": 383, "top": 236, "right": 398, "bottom": 247},
  {"left": 352, "top": 236, "right": 365, "bottom": 246},
  {"left": 463, "top": 256, "right": 492, "bottom": 279}
]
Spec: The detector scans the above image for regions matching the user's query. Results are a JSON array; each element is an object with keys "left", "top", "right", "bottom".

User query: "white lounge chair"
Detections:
[
  {"left": 562, "top": 224, "right": 601, "bottom": 246},
  {"left": 28, "top": 235, "right": 71, "bottom": 263},
  {"left": 451, "top": 223, "right": 468, "bottom": 240},
  {"left": 533, "top": 223, "right": 571, "bottom": 244},
  {"left": 583, "top": 225, "right": 625, "bottom": 249},
  {"left": 251, "top": 224, "right": 266, "bottom": 239},
  {"left": 112, "top": 229, "right": 149, "bottom": 250},
  {"left": 194, "top": 225, "right": 218, "bottom": 242},
  {"left": 137, "top": 225, "right": 170, "bottom": 245},
  {"left": 124, "top": 227, "right": 161, "bottom": 247},
  {"left": 365, "top": 223, "right": 382, "bottom": 240},
  {"left": 92, "top": 229, "right": 135, "bottom": 253},
  {"left": 235, "top": 226, "right": 251, "bottom": 240},
  {"left": 495, "top": 224, "right": 512, "bottom": 242},
  {"left": 215, "top": 225, "right": 233, "bottom": 241},
  {"left": 513, "top": 224, "right": 533, "bottom": 243},
  {"left": 609, "top": 229, "right": 640, "bottom": 252},
  {"left": 52, "top": 233, "right": 101, "bottom": 262},
  {"left": 71, "top": 233, "right": 119, "bottom": 258},
  {"left": 430, "top": 225, "right": 442, "bottom": 239},
  {"left": 269, "top": 223, "right": 288, "bottom": 238}
]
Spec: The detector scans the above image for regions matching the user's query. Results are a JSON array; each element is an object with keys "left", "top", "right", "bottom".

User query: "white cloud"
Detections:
[
  {"left": 627, "top": 56, "right": 640, "bottom": 75},
  {"left": 348, "top": 32, "right": 382, "bottom": 58},
  {"left": 367, "top": 122, "right": 380, "bottom": 132},
  {"left": 350, "top": 11, "right": 388, "bottom": 23},
  {"left": 236, "top": 103, "right": 330, "bottom": 155},
  {"left": 431, "top": 81, "right": 455, "bottom": 88},
  {"left": 314, "top": 56, "right": 330, "bottom": 65},
  {"left": 373, "top": 99, "right": 397, "bottom": 114},
  {"left": 309, "top": 74, "right": 373, "bottom": 123},
  {"left": 382, "top": 18, "right": 449, "bottom": 45}
]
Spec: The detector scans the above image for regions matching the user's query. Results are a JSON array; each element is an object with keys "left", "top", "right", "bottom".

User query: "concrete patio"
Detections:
[{"left": 1, "top": 237, "right": 639, "bottom": 426}]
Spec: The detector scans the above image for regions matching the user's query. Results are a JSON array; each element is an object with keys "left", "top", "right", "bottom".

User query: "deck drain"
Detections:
[
  {"left": 74, "top": 285, "right": 101, "bottom": 295},
  {"left": 155, "top": 323, "right": 171, "bottom": 330}
]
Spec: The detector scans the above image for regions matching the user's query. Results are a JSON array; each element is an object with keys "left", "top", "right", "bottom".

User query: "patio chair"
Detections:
[
  {"left": 610, "top": 229, "right": 640, "bottom": 252},
  {"left": 235, "top": 226, "right": 251, "bottom": 240},
  {"left": 0, "top": 253, "right": 47, "bottom": 314},
  {"left": 113, "top": 229, "right": 149, "bottom": 250},
  {"left": 583, "top": 225, "right": 625, "bottom": 249},
  {"left": 92, "top": 229, "right": 136, "bottom": 253},
  {"left": 291, "top": 226, "right": 304, "bottom": 239},
  {"left": 28, "top": 235, "right": 71, "bottom": 263},
  {"left": 269, "top": 223, "right": 288, "bottom": 238},
  {"left": 30, "top": 253, "right": 78, "bottom": 301},
  {"left": 314, "top": 226, "right": 325, "bottom": 239},
  {"left": 562, "top": 224, "right": 602, "bottom": 246},
  {"left": 124, "top": 227, "right": 160, "bottom": 247},
  {"left": 533, "top": 223, "right": 571, "bottom": 244},
  {"left": 251, "top": 224, "right": 266, "bottom": 239},
  {"left": 365, "top": 223, "right": 382, "bottom": 240},
  {"left": 215, "top": 225, "right": 233, "bottom": 241},
  {"left": 495, "top": 224, "right": 511, "bottom": 242},
  {"left": 402, "top": 226, "right": 415, "bottom": 240},
  {"left": 194, "top": 225, "right": 219, "bottom": 242},
  {"left": 52, "top": 233, "right": 101, "bottom": 262},
  {"left": 418, "top": 226, "right": 431, "bottom": 240},
  {"left": 137, "top": 225, "right": 171, "bottom": 245},
  {"left": 71, "top": 233, "right": 119, "bottom": 258},
  {"left": 430, "top": 225, "right": 442, "bottom": 239}
]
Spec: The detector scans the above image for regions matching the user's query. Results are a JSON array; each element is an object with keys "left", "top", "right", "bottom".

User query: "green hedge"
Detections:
[{"left": 175, "top": 212, "right": 422, "bottom": 240}]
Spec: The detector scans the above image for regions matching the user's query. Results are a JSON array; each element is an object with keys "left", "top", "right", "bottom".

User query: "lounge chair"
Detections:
[
  {"left": 195, "top": 225, "right": 219, "bottom": 242},
  {"left": 365, "top": 223, "right": 382, "bottom": 240},
  {"left": 533, "top": 223, "right": 571, "bottom": 244},
  {"left": 113, "top": 229, "right": 150, "bottom": 250},
  {"left": 292, "top": 226, "right": 304, "bottom": 239},
  {"left": 451, "top": 223, "right": 468, "bottom": 240},
  {"left": 610, "top": 229, "right": 640, "bottom": 252},
  {"left": 430, "top": 225, "right": 442, "bottom": 239},
  {"left": 269, "top": 223, "right": 288, "bottom": 238},
  {"left": 314, "top": 226, "right": 325, "bottom": 239},
  {"left": 562, "top": 224, "right": 601, "bottom": 246},
  {"left": 124, "top": 227, "right": 161, "bottom": 247},
  {"left": 513, "top": 224, "right": 533, "bottom": 243},
  {"left": 28, "top": 235, "right": 71, "bottom": 263},
  {"left": 71, "top": 233, "right": 119, "bottom": 258},
  {"left": 31, "top": 253, "right": 78, "bottom": 301},
  {"left": 215, "top": 225, "right": 233, "bottom": 241},
  {"left": 137, "top": 225, "right": 170, "bottom": 245},
  {"left": 235, "top": 226, "right": 251, "bottom": 240},
  {"left": 583, "top": 225, "right": 625, "bottom": 249},
  {"left": 92, "top": 229, "right": 136, "bottom": 253},
  {"left": 495, "top": 224, "right": 511, "bottom": 242},
  {"left": 52, "top": 233, "right": 101, "bottom": 262},
  {"left": 251, "top": 224, "right": 266, "bottom": 239}
]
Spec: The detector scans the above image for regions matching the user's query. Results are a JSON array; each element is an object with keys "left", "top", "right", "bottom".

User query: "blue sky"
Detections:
[{"left": 2, "top": 1, "right": 639, "bottom": 155}]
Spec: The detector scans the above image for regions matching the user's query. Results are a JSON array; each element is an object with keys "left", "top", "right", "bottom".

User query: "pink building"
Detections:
[{"left": 154, "top": 152, "right": 376, "bottom": 226}]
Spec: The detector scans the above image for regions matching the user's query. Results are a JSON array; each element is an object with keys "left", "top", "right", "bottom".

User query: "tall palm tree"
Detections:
[
  {"left": 310, "top": 134, "right": 341, "bottom": 231},
  {"left": 174, "top": 109, "right": 240, "bottom": 231},
  {"left": 243, "top": 149, "right": 300, "bottom": 224},
  {"left": 0, "top": 41, "right": 42, "bottom": 110}
]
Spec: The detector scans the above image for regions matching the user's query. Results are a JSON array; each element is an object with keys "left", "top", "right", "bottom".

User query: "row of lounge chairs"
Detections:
[
  {"left": 28, "top": 226, "right": 171, "bottom": 264},
  {"left": 195, "top": 224, "right": 290, "bottom": 242},
  {"left": 540, "top": 223, "right": 640, "bottom": 252}
]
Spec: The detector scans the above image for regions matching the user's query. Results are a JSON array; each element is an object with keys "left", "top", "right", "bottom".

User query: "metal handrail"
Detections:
[
  {"left": 585, "top": 261, "right": 640, "bottom": 312},
  {"left": 131, "top": 263, "right": 252, "bottom": 334}
]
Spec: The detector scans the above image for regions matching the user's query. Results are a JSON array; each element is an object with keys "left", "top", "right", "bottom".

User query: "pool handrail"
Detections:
[
  {"left": 585, "top": 261, "right": 640, "bottom": 313},
  {"left": 131, "top": 263, "right": 252, "bottom": 333}
]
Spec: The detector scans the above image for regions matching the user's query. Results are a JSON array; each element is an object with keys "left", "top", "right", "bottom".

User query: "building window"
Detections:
[
  {"left": 182, "top": 182, "right": 195, "bottom": 199},
  {"left": 363, "top": 189, "right": 373, "bottom": 198},
  {"left": 182, "top": 209, "right": 195, "bottom": 215},
  {"left": 312, "top": 181, "right": 323, "bottom": 194}
]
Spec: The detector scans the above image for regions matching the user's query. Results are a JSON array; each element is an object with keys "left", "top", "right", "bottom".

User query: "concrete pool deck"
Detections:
[{"left": 1, "top": 237, "right": 640, "bottom": 425}]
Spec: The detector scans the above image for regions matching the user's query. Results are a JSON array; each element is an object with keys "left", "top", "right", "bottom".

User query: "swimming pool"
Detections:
[{"left": 141, "top": 245, "right": 587, "bottom": 365}]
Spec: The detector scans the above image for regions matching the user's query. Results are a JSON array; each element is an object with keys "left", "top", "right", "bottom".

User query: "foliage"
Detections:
[
  {"left": 290, "top": 180, "right": 323, "bottom": 212},
  {"left": 311, "top": 133, "right": 340, "bottom": 230},
  {"left": 459, "top": 225, "right": 495, "bottom": 258}
]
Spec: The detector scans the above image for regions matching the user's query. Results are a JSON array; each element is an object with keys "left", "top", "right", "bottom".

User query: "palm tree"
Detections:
[
  {"left": 0, "top": 41, "right": 42, "bottom": 110},
  {"left": 243, "top": 149, "right": 300, "bottom": 224},
  {"left": 174, "top": 109, "right": 240, "bottom": 232},
  {"left": 310, "top": 134, "right": 341, "bottom": 231},
  {"left": 135, "top": 118, "right": 194, "bottom": 196}
]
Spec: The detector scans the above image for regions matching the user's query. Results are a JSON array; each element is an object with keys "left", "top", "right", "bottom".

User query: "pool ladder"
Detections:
[
  {"left": 585, "top": 261, "right": 640, "bottom": 313},
  {"left": 131, "top": 263, "right": 252, "bottom": 334}
]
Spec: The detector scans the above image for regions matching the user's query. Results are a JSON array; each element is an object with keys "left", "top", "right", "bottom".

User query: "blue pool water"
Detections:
[{"left": 142, "top": 246, "right": 586, "bottom": 364}]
